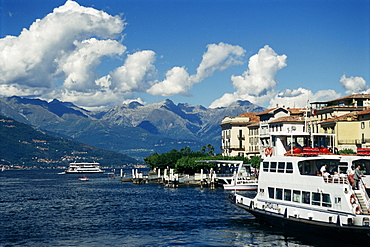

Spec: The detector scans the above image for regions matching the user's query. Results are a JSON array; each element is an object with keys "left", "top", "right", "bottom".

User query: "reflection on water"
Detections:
[{"left": 0, "top": 169, "right": 360, "bottom": 246}]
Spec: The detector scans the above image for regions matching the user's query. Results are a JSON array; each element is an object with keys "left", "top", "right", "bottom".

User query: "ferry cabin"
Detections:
[
  {"left": 339, "top": 155, "right": 370, "bottom": 186},
  {"left": 232, "top": 154, "right": 370, "bottom": 239}
]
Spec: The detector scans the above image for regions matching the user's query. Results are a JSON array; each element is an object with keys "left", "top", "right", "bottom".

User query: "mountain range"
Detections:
[
  {"left": 0, "top": 96, "right": 266, "bottom": 160},
  {"left": 0, "top": 115, "right": 139, "bottom": 168}
]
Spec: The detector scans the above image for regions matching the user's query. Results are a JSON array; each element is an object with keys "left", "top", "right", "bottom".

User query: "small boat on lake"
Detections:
[
  {"left": 65, "top": 162, "right": 104, "bottom": 174},
  {"left": 78, "top": 175, "right": 89, "bottom": 181}
]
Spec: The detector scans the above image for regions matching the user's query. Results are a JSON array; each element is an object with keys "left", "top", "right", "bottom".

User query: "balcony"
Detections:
[
  {"left": 237, "top": 135, "right": 245, "bottom": 140},
  {"left": 223, "top": 145, "right": 245, "bottom": 151},
  {"left": 338, "top": 139, "right": 360, "bottom": 145},
  {"left": 221, "top": 145, "right": 245, "bottom": 150}
]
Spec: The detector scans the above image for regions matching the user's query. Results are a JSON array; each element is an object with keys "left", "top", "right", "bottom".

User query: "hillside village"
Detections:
[{"left": 221, "top": 94, "right": 370, "bottom": 158}]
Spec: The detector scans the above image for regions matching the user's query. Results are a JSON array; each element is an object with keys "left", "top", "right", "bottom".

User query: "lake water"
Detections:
[{"left": 0, "top": 169, "right": 361, "bottom": 246}]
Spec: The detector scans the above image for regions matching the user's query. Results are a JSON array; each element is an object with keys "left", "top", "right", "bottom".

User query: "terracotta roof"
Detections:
[
  {"left": 256, "top": 108, "right": 277, "bottom": 115},
  {"left": 288, "top": 108, "right": 306, "bottom": 115},
  {"left": 256, "top": 107, "right": 305, "bottom": 116},
  {"left": 319, "top": 112, "right": 358, "bottom": 124},
  {"left": 269, "top": 115, "right": 306, "bottom": 124},
  {"left": 357, "top": 108, "right": 370, "bottom": 116},
  {"left": 220, "top": 112, "right": 260, "bottom": 125},
  {"left": 311, "top": 94, "right": 370, "bottom": 104},
  {"left": 237, "top": 112, "right": 257, "bottom": 118},
  {"left": 236, "top": 113, "right": 260, "bottom": 123}
]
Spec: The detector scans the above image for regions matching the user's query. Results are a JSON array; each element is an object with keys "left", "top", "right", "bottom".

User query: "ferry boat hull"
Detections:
[
  {"left": 223, "top": 183, "right": 257, "bottom": 191},
  {"left": 230, "top": 194, "right": 370, "bottom": 242},
  {"left": 229, "top": 154, "right": 370, "bottom": 244}
]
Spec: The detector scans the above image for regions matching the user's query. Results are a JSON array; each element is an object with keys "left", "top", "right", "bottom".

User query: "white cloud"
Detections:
[
  {"left": 122, "top": 97, "right": 146, "bottom": 105},
  {"left": 340, "top": 75, "right": 369, "bottom": 94},
  {"left": 231, "top": 45, "right": 287, "bottom": 96},
  {"left": 210, "top": 45, "right": 287, "bottom": 108},
  {"left": 147, "top": 42, "right": 245, "bottom": 96},
  {"left": 207, "top": 93, "right": 238, "bottom": 108},
  {"left": 0, "top": 0, "right": 126, "bottom": 107},
  {"left": 190, "top": 42, "right": 245, "bottom": 83},
  {"left": 147, "top": 67, "right": 190, "bottom": 96},
  {"left": 268, "top": 88, "right": 340, "bottom": 108},
  {"left": 108, "top": 50, "right": 157, "bottom": 92},
  {"left": 55, "top": 89, "right": 124, "bottom": 111},
  {"left": 209, "top": 45, "right": 346, "bottom": 109},
  {"left": 59, "top": 38, "right": 126, "bottom": 91},
  {"left": 0, "top": 84, "right": 48, "bottom": 98}
]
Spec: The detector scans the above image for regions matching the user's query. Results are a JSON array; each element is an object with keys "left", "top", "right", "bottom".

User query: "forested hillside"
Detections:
[{"left": 0, "top": 115, "right": 140, "bottom": 168}]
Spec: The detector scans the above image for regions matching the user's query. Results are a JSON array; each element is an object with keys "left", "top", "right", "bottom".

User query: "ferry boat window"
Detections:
[
  {"left": 286, "top": 162, "right": 293, "bottom": 173},
  {"left": 312, "top": 192, "right": 321, "bottom": 206},
  {"left": 298, "top": 161, "right": 312, "bottom": 175},
  {"left": 284, "top": 189, "right": 291, "bottom": 201},
  {"left": 263, "top": 162, "right": 269, "bottom": 172},
  {"left": 338, "top": 164, "right": 348, "bottom": 175},
  {"left": 302, "top": 191, "right": 310, "bottom": 204},
  {"left": 322, "top": 193, "right": 332, "bottom": 207},
  {"left": 270, "top": 162, "right": 277, "bottom": 172},
  {"left": 353, "top": 160, "right": 370, "bottom": 175},
  {"left": 334, "top": 197, "right": 341, "bottom": 205},
  {"left": 276, "top": 188, "right": 283, "bottom": 200},
  {"left": 268, "top": 187, "right": 274, "bottom": 199},
  {"left": 278, "top": 162, "right": 285, "bottom": 173},
  {"left": 316, "top": 160, "right": 340, "bottom": 175},
  {"left": 293, "top": 190, "right": 300, "bottom": 203}
]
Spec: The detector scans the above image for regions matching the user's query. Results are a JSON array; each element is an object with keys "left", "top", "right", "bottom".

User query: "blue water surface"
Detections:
[{"left": 0, "top": 169, "right": 358, "bottom": 247}]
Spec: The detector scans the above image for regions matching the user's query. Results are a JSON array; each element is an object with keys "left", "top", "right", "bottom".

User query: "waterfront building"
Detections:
[
  {"left": 220, "top": 113, "right": 259, "bottom": 157},
  {"left": 309, "top": 94, "right": 370, "bottom": 151},
  {"left": 220, "top": 94, "right": 370, "bottom": 158},
  {"left": 257, "top": 107, "right": 306, "bottom": 157}
]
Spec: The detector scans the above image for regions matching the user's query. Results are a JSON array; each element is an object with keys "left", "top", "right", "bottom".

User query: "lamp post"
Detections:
[{"left": 290, "top": 126, "right": 296, "bottom": 154}]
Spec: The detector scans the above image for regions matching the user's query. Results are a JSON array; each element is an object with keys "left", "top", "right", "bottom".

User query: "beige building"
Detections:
[{"left": 220, "top": 113, "right": 259, "bottom": 157}]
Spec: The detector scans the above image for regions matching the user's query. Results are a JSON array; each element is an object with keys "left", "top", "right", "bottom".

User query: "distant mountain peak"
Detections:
[{"left": 128, "top": 101, "right": 143, "bottom": 109}]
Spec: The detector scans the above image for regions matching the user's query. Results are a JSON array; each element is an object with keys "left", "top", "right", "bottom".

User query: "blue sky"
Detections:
[{"left": 0, "top": 0, "right": 369, "bottom": 110}]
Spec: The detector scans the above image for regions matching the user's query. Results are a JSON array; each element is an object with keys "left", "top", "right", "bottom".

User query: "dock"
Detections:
[{"left": 122, "top": 167, "right": 219, "bottom": 189}]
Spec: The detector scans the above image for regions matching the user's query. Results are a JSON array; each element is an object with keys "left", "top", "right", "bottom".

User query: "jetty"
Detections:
[{"left": 122, "top": 160, "right": 252, "bottom": 190}]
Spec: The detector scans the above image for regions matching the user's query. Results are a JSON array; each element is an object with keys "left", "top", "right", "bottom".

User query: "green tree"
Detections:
[{"left": 249, "top": 155, "right": 261, "bottom": 169}]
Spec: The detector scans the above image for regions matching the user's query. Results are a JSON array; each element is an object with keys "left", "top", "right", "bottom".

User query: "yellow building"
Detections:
[{"left": 309, "top": 94, "right": 370, "bottom": 152}]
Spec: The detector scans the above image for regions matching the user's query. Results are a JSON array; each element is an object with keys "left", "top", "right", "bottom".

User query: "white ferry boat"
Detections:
[
  {"left": 197, "top": 160, "right": 258, "bottom": 191},
  {"left": 65, "top": 162, "right": 104, "bottom": 174},
  {"left": 230, "top": 154, "right": 370, "bottom": 241},
  {"left": 338, "top": 154, "right": 370, "bottom": 186},
  {"left": 230, "top": 131, "right": 370, "bottom": 241},
  {"left": 221, "top": 161, "right": 257, "bottom": 191}
]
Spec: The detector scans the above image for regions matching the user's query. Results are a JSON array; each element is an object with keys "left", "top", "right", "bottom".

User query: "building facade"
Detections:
[
  {"left": 220, "top": 113, "right": 259, "bottom": 157},
  {"left": 220, "top": 94, "right": 370, "bottom": 158}
]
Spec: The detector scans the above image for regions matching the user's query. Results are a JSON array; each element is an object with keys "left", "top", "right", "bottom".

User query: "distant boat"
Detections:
[
  {"left": 65, "top": 162, "right": 104, "bottom": 174},
  {"left": 78, "top": 175, "right": 89, "bottom": 181},
  {"left": 1, "top": 166, "right": 5, "bottom": 172}
]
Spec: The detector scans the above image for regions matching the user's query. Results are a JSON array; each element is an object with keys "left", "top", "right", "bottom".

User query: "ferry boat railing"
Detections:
[
  {"left": 323, "top": 176, "right": 348, "bottom": 184},
  {"left": 359, "top": 178, "right": 370, "bottom": 207}
]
